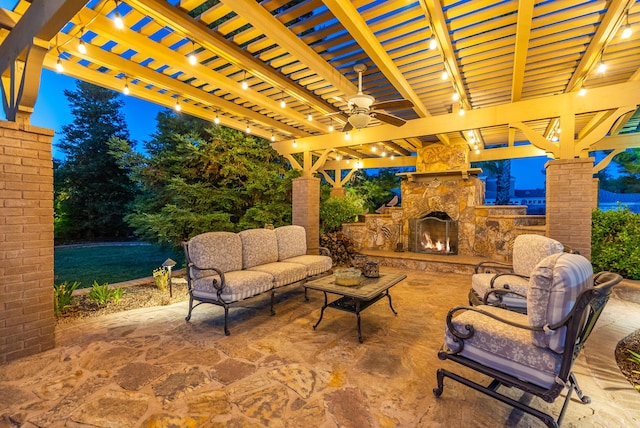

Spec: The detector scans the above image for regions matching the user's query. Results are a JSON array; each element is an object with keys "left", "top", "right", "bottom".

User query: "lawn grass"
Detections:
[{"left": 54, "top": 243, "right": 185, "bottom": 288}]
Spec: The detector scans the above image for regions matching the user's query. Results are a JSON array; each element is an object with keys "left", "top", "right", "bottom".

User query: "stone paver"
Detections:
[{"left": 0, "top": 268, "right": 639, "bottom": 427}]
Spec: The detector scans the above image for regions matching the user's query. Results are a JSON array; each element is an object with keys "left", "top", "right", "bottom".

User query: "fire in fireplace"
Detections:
[{"left": 408, "top": 212, "right": 458, "bottom": 255}]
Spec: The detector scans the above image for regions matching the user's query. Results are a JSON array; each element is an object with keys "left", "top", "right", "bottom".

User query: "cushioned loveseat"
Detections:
[{"left": 182, "top": 225, "right": 332, "bottom": 335}]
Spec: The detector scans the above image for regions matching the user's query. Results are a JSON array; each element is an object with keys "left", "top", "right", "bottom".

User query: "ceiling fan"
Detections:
[{"left": 340, "top": 63, "right": 414, "bottom": 132}]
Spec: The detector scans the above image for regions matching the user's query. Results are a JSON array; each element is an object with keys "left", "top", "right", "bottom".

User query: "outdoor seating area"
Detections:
[{"left": 1, "top": 266, "right": 638, "bottom": 427}]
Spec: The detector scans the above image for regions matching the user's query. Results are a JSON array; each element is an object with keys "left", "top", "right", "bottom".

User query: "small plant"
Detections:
[
  {"left": 152, "top": 267, "right": 169, "bottom": 291},
  {"left": 627, "top": 349, "right": 640, "bottom": 390},
  {"left": 88, "top": 281, "right": 124, "bottom": 306},
  {"left": 53, "top": 281, "right": 80, "bottom": 315}
]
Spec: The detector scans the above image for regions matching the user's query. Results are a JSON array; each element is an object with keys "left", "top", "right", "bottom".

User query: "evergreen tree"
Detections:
[
  {"left": 55, "top": 81, "right": 135, "bottom": 241},
  {"left": 475, "top": 160, "right": 512, "bottom": 205},
  {"left": 598, "top": 149, "right": 640, "bottom": 194},
  {"left": 113, "top": 111, "right": 298, "bottom": 246}
]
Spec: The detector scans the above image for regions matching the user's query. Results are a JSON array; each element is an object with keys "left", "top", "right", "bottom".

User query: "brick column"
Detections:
[
  {"left": 0, "top": 121, "right": 55, "bottom": 363},
  {"left": 545, "top": 158, "right": 594, "bottom": 259},
  {"left": 292, "top": 176, "right": 320, "bottom": 254},
  {"left": 330, "top": 187, "right": 346, "bottom": 198}
]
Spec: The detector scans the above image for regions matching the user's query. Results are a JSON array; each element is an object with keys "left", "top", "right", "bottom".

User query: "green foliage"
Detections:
[
  {"left": 153, "top": 267, "right": 169, "bottom": 291},
  {"left": 88, "top": 281, "right": 124, "bottom": 306},
  {"left": 320, "top": 193, "right": 365, "bottom": 233},
  {"left": 348, "top": 169, "right": 401, "bottom": 213},
  {"left": 54, "top": 81, "right": 136, "bottom": 241},
  {"left": 115, "top": 112, "right": 297, "bottom": 246},
  {"left": 53, "top": 281, "right": 80, "bottom": 316},
  {"left": 627, "top": 349, "right": 640, "bottom": 390},
  {"left": 591, "top": 207, "right": 640, "bottom": 279},
  {"left": 473, "top": 160, "right": 512, "bottom": 204}
]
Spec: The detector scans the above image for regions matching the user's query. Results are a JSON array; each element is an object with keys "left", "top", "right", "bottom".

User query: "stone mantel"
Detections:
[{"left": 397, "top": 168, "right": 483, "bottom": 181}]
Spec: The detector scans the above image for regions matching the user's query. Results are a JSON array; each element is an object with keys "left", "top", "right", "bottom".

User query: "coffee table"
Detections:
[{"left": 303, "top": 272, "right": 407, "bottom": 343}]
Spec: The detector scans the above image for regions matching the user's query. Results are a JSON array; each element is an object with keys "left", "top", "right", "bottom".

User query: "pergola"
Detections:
[
  {"left": 1, "top": 0, "right": 639, "bottom": 174},
  {"left": 1, "top": 0, "right": 640, "bottom": 362}
]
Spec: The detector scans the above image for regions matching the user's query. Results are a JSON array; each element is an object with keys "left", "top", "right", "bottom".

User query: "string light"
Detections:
[
  {"left": 307, "top": 112, "right": 313, "bottom": 121},
  {"left": 344, "top": 131, "right": 351, "bottom": 140},
  {"left": 452, "top": 92, "right": 459, "bottom": 101},
  {"left": 55, "top": 56, "right": 64, "bottom": 73},
  {"left": 174, "top": 99, "right": 181, "bottom": 112},
  {"left": 280, "top": 91, "right": 286, "bottom": 108},
  {"left": 458, "top": 105, "right": 465, "bottom": 116},
  {"left": 578, "top": 86, "right": 587, "bottom": 96},
  {"left": 271, "top": 130, "right": 275, "bottom": 142},
  {"left": 113, "top": 0, "right": 124, "bottom": 29},
  {"left": 371, "top": 145, "right": 377, "bottom": 152},
  {"left": 390, "top": 154, "right": 395, "bottom": 160},
  {"left": 597, "top": 51, "right": 607, "bottom": 73},
  {"left": 78, "top": 28, "right": 87, "bottom": 54},
  {"left": 429, "top": 30, "right": 437, "bottom": 50},
  {"left": 622, "top": 10, "right": 632, "bottom": 39},
  {"left": 335, "top": 153, "right": 341, "bottom": 161},
  {"left": 329, "top": 118, "right": 334, "bottom": 132},
  {"left": 292, "top": 140, "right": 297, "bottom": 148},
  {"left": 214, "top": 111, "right": 220, "bottom": 124},
  {"left": 441, "top": 70, "right": 448, "bottom": 80},
  {"left": 123, "top": 77, "right": 130, "bottom": 95},
  {"left": 245, "top": 121, "right": 251, "bottom": 134},
  {"left": 188, "top": 41, "right": 197, "bottom": 65},
  {"left": 241, "top": 70, "right": 248, "bottom": 90}
]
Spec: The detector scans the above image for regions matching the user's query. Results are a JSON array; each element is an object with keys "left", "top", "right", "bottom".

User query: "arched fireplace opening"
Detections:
[{"left": 408, "top": 212, "right": 458, "bottom": 255}]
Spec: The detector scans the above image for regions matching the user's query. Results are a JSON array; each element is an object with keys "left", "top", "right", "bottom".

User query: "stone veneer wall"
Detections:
[
  {"left": 401, "top": 175, "right": 484, "bottom": 255},
  {"left": 0, "top": 120, "right": 55, "bottom": 363}
]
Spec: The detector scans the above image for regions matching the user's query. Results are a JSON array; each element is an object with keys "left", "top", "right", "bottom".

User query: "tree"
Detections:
[
  {"left": 55, "top": 81, "right": 135, "bottom": 241},
  {"left": 598, "top": 149, "right": 640, "bottom": 194},
  {"left": 114, "top": 111, "right": 298, "bottom": 246},
  {"left": 475, "top": 160, "right": 512, "bottom": 204},
  {"left": 344, "top": 169, "right": 401, "bottom": 213}
]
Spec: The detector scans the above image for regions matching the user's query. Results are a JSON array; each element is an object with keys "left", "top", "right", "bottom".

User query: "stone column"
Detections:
[
  {"left": 545, "top": 158, "right": 594, "bottom": 259},
  {"left": 0, "top": 121, "right": 55, "bottom": 363},
  {"left": 292, "top": 176, "right": 321, "bottom": 254}
]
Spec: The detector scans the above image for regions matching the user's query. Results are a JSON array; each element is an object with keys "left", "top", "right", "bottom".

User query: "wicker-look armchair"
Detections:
[{"left": 435, "top": 252, "right": 622, "bottom": 428}]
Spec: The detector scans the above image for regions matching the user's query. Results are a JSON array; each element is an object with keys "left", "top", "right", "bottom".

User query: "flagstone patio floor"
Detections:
[{"left": 1, "top": 267, "right": 639, "bottom": 427}]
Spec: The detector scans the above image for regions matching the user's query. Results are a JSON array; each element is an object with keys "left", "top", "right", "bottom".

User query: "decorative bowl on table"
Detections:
[{"left": 334, "top": 268, "right": 362, "bottom": 286}]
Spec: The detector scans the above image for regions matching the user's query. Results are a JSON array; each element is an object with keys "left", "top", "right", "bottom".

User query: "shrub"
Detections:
[
  {"left": 152, "top": 267, "right": 169, "bottom": 291},
  {"left": 592, "top": 207, "right": 640, "bottom": 279},
  {"left": 88, "top": 281, "right": 124, "bottom": 306},
  {"left": 53, "top": 281, "right": 80, "bottom": 315},
  {"left": 319, "top": 194, "right": 365, "bottom": 233},
  {"left": 627, "top": 350, "right": 640, "bottom": 390}
]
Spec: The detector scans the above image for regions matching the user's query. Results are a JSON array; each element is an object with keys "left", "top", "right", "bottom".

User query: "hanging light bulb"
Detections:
[
  {"left": 280, "top": 91, "right": 286, "bottom": 108},
  {"left": 452, "top": 92, "right": 459, "bottom": 101},
  {"left": 441, "top": 70, "right": 448, "bottom": 80},
  {"left": 123, "top": 78, "right": 130, "bottom": 95},
  {"left": 271, "top": 130, "right": 275, "bottom": 142},
  {"left": 241, "top": 70, "right": 248, "bottom": 90},
  {"left": 474, "top": 143, "right": 478, "bottom": 150},
  {"left": 307, "top": 112, "right": 313, "bottom": 121},
  {"left": 113, "top": 0, "right": 124, "bottom": 29},
  {"left": 371, "top": 145, "right": 377, "bottom": 152},
  {"left": 458, "top": 105, "right": 465, "bottom": 116},
  {"left": 429, "top": 37, "right": 437, "bottom": 50},
  {"left": 355, "top": 160, "right": 363, "bottom": 169},
  {"left": 214, "top": 111, "right": 220, "bottom": 124},
  {"left": 55, "top": 57, "right": 64, "bottom": 73},
  {"left": 475, "top": 148, "right": 480, "bottom": 155},
  {"left": 245, "top": 121, "right": 251, "bottom": 134},
  {"left": 578, "top": 86, "right": 587, "bottom": 96},
  {"left": 597, "top": 54, "right": 607, "bottom": 73},
  {"left": 188, "top": 41, "right": 197, "bottom": 65},
  {"left": 329, "top": 118, "right": 334, "bottom": 132},
  {"left": 78, "top": 39, "right": 87, "bottom": 55},
  {"left": 622, "top": 11, "right": 632, "bottom": 39},
  {"left": 344, "top": 131, "right": 351, "bottom": 140},
  {"left": 381, "top": 150, "right": 387, "bottom": 157},
  {"left": 174, "top": 100, "right": 181, "bottom": 112},
  {"left": 467, "top": 130, "right": 473, "bottom": 137},
  {"left": 292, "top": 140, "right": 297, "bottom": 148},
  {"left": 390, "top": 154, "right": 395, "bottom": 160},
  {"left": 336, "top": 153, "right": 341, "bottom": 161}
]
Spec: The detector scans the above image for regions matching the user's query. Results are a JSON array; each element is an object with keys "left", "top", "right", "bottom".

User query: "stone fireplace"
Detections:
[{"left": 408, "top": 212, "right": 458, "bottom": 255}]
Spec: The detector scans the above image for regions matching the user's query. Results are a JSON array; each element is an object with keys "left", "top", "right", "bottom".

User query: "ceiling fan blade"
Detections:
[
  {"left": 371, "top": 99, "right": 414, "bottom": 110},
  {"left": 342, "top": 121, "right": 354, "bottom": 132},
  {"left": 374, "top": 112, "right": 406, "bottom": 127}
]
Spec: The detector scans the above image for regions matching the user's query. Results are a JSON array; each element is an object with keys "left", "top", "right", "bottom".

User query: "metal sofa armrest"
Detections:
[{"left": 474, "top": 260, "right": 513, "bottom": 274}]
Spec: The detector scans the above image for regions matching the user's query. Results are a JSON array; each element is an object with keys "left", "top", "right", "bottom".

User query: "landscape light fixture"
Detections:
[
  {"left": 113, "top": 0, "right": 124, "bottom": 29},
  {"left": 162, "top": 258, "right": 177, "bottom": 297}
]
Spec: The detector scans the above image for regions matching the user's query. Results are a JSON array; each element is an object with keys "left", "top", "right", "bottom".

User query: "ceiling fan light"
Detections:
[{"left": 348, "top": 112, "right": 371, "bottom": 129}]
